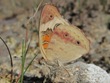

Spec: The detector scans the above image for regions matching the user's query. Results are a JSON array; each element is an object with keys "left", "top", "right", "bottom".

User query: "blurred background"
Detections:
[{"left": 0, "top": 0, "right": 110, "bottom": 82}]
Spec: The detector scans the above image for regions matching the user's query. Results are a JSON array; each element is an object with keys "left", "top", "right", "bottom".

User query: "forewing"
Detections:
[{"left": 39, "top": 4, "right": 69, "bottom": 60}]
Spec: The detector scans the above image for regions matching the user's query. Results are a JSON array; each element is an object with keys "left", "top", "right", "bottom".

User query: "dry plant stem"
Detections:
[
  {"left": 17, "top": 0, "right": 44, "bottom": 82},
  {"left": 24, "top": 0, "right": 44, "bottom": 47},
  {"left": 25, "top": 0, "right": 44, "bottom": 25},
  {"left": 0, "top": 37, "right": 13, "bottom": 83},
  {"left": 25, "top": 28, "right": 28, "bottom": 42},
  {"left": 17, "top": 0, "right": 43, "bottom": 83}
]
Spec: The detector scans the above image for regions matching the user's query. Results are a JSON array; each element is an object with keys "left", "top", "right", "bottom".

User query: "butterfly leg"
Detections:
[{"left": 55, "top": 60, "right": 71, "bottom": 77}]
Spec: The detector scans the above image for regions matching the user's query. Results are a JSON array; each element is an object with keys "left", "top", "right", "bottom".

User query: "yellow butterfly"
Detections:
[{"left": 39, "top": 4, "right": 90, "bottom": 64}]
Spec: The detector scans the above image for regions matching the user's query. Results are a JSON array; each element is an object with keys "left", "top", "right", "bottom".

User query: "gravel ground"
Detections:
[{"left": 0, "top": 0, "right": 110, "bottom": 82}]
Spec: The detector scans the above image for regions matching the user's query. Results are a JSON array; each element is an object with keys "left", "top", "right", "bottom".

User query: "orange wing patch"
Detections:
[
  {"left": 42, "top": 34, "right": 52, "bottom": 49},
  {"left": 43, "top": 43, "right": 48, "bottom": 49},
  {"left": 42, "top": 29, "right": 53, "bottom": 49}
]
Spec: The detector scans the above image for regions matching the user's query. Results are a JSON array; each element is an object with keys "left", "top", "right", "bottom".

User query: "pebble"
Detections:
[{"left": 48, "top": 62, "right": 110, "bottom": 83}]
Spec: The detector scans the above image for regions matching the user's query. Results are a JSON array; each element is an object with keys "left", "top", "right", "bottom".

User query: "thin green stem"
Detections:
[{"left": 20, "top": 40, "right": 26, "bottom": 83}]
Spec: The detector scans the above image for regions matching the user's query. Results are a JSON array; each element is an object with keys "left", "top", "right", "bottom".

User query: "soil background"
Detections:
[{"left": 0, "top": 0, "right": 110, "bottom": 83}]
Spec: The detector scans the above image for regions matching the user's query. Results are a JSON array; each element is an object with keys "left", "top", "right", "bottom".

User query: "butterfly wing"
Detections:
[
  {"left": 39, "top": 4, "right": 68, "bottom": 60},
  {"left": 39, "top": 4, "right": 90, "bottom": 63}
]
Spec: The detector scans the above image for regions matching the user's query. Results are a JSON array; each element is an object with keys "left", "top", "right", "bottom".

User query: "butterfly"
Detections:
[{"left": 39, "top": 4, "right": 90, "bottom": 64}]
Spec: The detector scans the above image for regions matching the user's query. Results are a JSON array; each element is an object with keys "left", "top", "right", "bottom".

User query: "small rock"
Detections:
[{"left": 47, "top": 62, "right": 110, "bottom": 83}]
